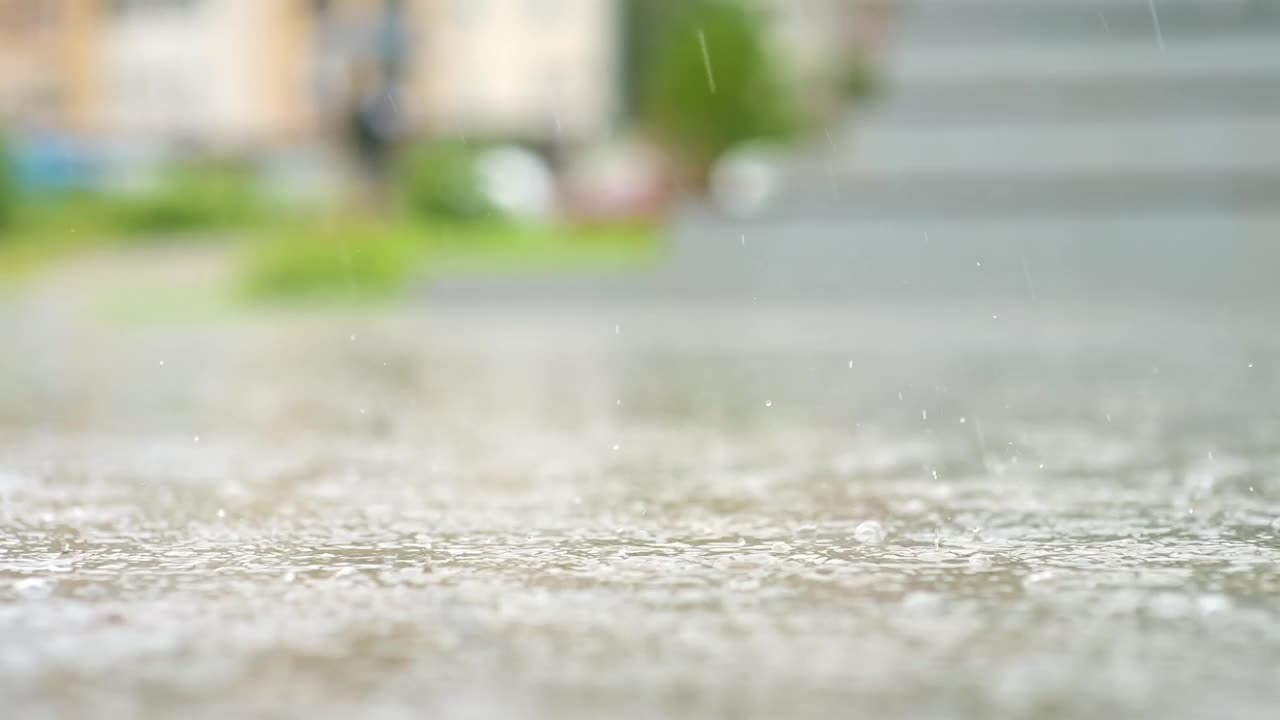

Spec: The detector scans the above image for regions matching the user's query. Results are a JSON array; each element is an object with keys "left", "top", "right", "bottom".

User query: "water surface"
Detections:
[{"left": 2, "top": 302, "right": 1278, "bottom": 719}]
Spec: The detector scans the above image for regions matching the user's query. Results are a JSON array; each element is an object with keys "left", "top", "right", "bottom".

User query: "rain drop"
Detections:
[
  {"left": 968, "top": 554, "right": 993, "bottom": 571},
  {"left": 13, "top": 577, "right": 55, "bottom": 597},
  {"left": 1197, "top": 593, "right": 1231, "bottom": 616},
  {"left": 853, "top": 520, "right": 885, "bottom": 545}
]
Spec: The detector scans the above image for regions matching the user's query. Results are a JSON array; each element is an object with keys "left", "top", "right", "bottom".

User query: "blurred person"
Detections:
[{"left": 345, "top": 61, "right": 401, "bottom": 214}]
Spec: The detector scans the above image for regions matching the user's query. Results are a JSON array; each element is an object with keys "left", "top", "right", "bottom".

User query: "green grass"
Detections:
[
  {"left": 240, "top": 218, "right": 419, "bottom": 302},
  {"left": 0, "top": 164, "right": 266, "bottom": 281},
  {"left": 419, "top": 221, "right": 658, "bottom": 274},
  {"left": 106, "top": 167, "right": 262, "bottom": 236},
  {"left": 0, "top": 195, "right": 119, "bottom": 281},
  {"left": 241, "top": 218, "right": 660, "bottom": 302},
  {"left": 1, "top": 159, "right": 660, "bottom": 303}
]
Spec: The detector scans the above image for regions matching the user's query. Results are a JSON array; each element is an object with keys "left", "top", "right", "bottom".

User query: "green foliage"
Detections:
[
  {"left": 110, "top": 165, "right": 262, "bottom": 235},
  {"left": 640, "top": 0, "right": 799, "bottom": 184},
  {"left": 242, "top": 219, "right": 419, "bottom": 300},
  {"left": 398, "top": 143, "right": 498, "bottom": 222},
  {"left": 0, "top": 132, "right": 14, "bottom": 232}
]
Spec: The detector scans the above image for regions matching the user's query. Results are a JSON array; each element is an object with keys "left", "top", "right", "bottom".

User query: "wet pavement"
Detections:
[{"left": 2, "top": 294, "right": 1278, "bottom": 719}]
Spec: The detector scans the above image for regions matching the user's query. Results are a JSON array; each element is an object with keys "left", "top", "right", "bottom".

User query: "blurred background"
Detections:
[
  {"left": 3, "top": 4, "right": 1280, "bottom": 718},
  {"left": 1, "top": 0, "right": 1277, "bottom": 306},
  {"left": 1, "top": 0, "right": 1276, "bottom": 306},
  {"left": 0, "top": 0, "right": 889, "bottom": 300}
]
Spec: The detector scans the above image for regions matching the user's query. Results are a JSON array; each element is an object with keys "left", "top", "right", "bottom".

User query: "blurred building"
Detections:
[
  {"left": 405, "top": 0, "right": 618, "bottom": 144},
  {"left": 0, "top": 0, "right": 313, "bottom": 149},
  {"left": 0, "top": 0, "right": 622, "bottom": 152},
  {"left": 100, "top": 0, "right": 313, "bottom": 148},
  {"left": 753, "top": 0, "right": 889, "bottom": 97},
  {"left": 0, "top": 1, "right": 98, "bottom": 131}
]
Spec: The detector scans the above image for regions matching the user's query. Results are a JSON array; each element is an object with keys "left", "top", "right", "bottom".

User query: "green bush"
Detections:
[
  {"left": 398, "top": 143, "right": 498, "bottom": 223},
  {"left": 242, "top": 219, "right": 419, "bottom": 300},
  {"left": 111, "top": 164, "right": 261, "bottom": 236},
  {"left": 640, "top": 0, "right": 799, "bottom": 186}
]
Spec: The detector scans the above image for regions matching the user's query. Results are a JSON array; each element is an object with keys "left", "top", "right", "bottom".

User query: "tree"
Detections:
[{"left": 639, "top": 0, "right": 799, "bottom": 188}]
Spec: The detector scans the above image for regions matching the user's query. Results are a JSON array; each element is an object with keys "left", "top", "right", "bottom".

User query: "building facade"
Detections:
[
  {"left": 408, "top": 0, "right": 621, "bottom": 143},
  {"left": 1, "top": 0, "right": 622, "bottom": 150}
]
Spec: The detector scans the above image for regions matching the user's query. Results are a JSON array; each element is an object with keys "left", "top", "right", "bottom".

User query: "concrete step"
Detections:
[
  {"left": 895, "top": 0, "right": 1280, "bottom": 45},
  {"left": 662, "top": 209, "right": 1280, "bottom": 303},
  {"left": 837, "top": 117, "right": 1280, "bottom": 177},
  {"left": 886, "top": 36, "right": 1280, "bottom": 85},
  {"left": 866, "top": 71, "right": 1280, "bottom": 126},
  {"left": 763, "top": 170, "right": 1280, "bottom": 220}
]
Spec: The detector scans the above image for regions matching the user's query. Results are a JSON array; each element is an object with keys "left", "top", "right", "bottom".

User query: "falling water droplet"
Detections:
[
  {"left": 764, "top": 400, "right": 772, "bottom": 407},
  {"left": 13, "top": 577, "right": 55, "bottom": 598},
  {"left": 853, "top": 520, "right": 885, "bottom": 545},
  {"left": 1147, "top": 0, "right": 1165, "bottom": 51},
  {"left": 1197, "top": 593, "right": 1231, "bottom": 616},
  {"left": 968, "top": 554, "right": 993, "bottom": 571},
  {"left": 1024, "top": 569, "right": 1055, "bottom": 587},
  {"left": 697, "top": 28, "right": 717, "bottom": 94}
]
